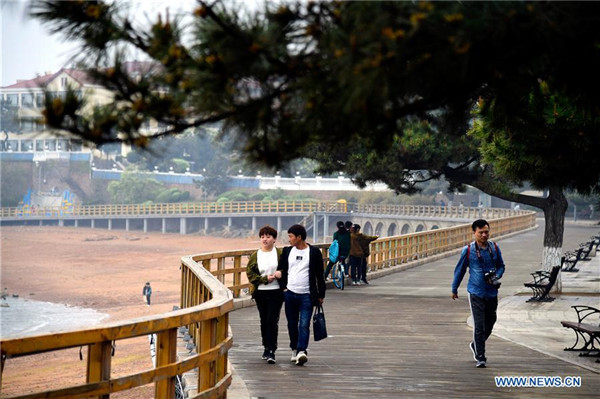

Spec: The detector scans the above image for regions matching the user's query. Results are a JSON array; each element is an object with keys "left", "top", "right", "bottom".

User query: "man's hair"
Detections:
[
  {"left": 472, "top": 219, "right": 490, "bottom": 231},
  {"left": 287, "top": 224, "right": 307, "bottom": 240},
  {"left": 336, "top": 221, "right": 345, "bottom": 228},
  {"left": 353, "top": 224, "right": 361, "bottom": 231},
  {"left": 345, "top": 221, "right": 353, "bottom": 229},
  {"left": 259, "top": 225, "right": 277, "bottom": 239}
]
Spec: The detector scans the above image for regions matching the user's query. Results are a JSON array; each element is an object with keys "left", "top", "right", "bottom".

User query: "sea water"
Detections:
[{"left": 0, "top": 296, "right": 109, "bottom": 339}]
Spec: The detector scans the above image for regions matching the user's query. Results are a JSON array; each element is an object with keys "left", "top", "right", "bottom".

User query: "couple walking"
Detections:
[{"left": 246, "top": 224, "right": 326, "bottom": 366}]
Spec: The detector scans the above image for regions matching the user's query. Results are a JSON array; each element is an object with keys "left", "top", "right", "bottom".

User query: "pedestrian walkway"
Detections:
[{"left": 228, "top": 222, "right": 600, "bottom": 398}]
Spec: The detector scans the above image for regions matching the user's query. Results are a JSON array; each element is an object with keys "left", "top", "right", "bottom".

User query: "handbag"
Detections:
[{"left": 312, "top": 305, "right": 328, "bottom": 341}]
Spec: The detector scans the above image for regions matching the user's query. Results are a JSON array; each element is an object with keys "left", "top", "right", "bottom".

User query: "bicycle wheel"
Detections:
[{"left": 332, "top": 262, "right": 344, "bottom": 289}]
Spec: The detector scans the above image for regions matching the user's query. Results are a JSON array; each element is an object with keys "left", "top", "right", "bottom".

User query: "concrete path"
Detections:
[{"left": 228, "top": 221, "right": 600, "bottom": 398}]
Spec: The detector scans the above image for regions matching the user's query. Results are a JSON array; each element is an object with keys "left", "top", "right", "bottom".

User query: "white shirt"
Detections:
[
  {"left": 287, "top": 246, "right": 310, "bottom": 294},
  {"left": 256, "top": 248, "right": 280, "bottom": 290}
]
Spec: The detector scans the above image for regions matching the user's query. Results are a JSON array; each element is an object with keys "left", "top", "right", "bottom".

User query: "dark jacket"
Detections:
[
  {"left": 333, "top": 229, "right": 351, "bottom": 257},
  {"left": 277, "top": 244, "right": 326, "bottom": 305}
]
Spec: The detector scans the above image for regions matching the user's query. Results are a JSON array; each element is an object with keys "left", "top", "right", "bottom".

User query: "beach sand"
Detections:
[{"left": 0, "top": 226, "right": 261, "bottom": 398}]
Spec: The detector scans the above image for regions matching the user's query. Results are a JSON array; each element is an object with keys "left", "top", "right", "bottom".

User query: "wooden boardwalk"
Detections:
[{"left": 228, "top": 223, "right": 600, "bottom": 398}]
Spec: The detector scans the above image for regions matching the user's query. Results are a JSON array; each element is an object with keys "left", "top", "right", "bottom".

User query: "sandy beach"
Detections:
[{"left": 0, "top": 226, "right": 262, "bottom": 398}]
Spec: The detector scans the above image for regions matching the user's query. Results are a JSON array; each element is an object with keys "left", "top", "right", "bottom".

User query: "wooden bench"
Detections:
[
  {"left": 561, "top": 247, "right": 584, "bottom": 272},
  {"left": 561, "top": 305, "right": 600, "bottom": 363},
  {"left": 523, "top": 265, "right": 560, "bottom": 302}
]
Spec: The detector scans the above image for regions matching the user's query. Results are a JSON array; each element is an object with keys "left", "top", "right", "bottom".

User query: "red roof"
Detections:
[{"left": 1, "top": 62, "right": 160, "bottom": 90}]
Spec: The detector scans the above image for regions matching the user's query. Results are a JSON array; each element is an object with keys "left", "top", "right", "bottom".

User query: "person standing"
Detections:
[
  {"left": 451, "top": 219, "right": 505, "bottom": 368},
  {"left": 246, "top": 225, "right": 283, "bottom": 364},
  {"left": 324, "top": 221, "right": 351, "bottom": 280},
  {"left": 142, "top": 282, "right": 152, "bottom": 306},
  {"left": 355, "top": 224, "right": 378, "bottom": 285},
  {"left": 274, "top": 224, "right": 326, "bottom": 366},
  {"left": 349, "top": 224, "right": 377, "bottom": 286}
]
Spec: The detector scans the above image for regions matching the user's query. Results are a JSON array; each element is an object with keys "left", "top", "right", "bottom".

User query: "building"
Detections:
[{"left": 0, "top": 62, "right": 158, "bottom": 158}]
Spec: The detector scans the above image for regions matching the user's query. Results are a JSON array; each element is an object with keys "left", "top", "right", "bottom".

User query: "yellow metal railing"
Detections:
[
  {"left": 0, "top": 256, "right": 233, "bottom": 399},
  {"left": 0, "top": 201, "right": 524, "bottom": 219}
]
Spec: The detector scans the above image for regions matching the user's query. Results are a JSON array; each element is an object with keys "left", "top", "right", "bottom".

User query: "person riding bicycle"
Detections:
[{"left": 324, "top": 221, "right": 351, "bottom": 280}]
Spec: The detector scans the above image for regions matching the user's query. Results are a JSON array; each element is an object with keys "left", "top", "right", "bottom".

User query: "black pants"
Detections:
[
  {"left": 468, "top": 293, "right": 498, "bottom": 361},
  {"left": 254, "top": 289, "right": 284, "bottom": 351},
  {"left": 359, "top": 257, "right": 368, "bottom": 281}
]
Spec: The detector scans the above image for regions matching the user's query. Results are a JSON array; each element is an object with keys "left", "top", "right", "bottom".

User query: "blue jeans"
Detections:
[{"left": 283, "top": 290, "right": 314, "bottom": 352}]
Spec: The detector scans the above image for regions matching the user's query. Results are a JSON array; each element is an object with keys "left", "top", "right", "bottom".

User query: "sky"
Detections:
[{"left": 1, "top": 0, "right": 241, "bottom": 87}]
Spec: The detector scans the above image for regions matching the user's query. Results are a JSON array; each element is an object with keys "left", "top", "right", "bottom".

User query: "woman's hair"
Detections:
[
  {"left": 336, "top": 221, "right": 347, "bottom": 234},
  {"left": 259, "top": 225, "right": 278, "bottom": 239}
]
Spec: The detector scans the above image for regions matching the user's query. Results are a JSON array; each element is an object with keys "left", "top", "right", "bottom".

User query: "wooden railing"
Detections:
[
  {"left": 0, "top": 255, "right": 233, "bottom": 399},
  {"left": 189, "top": 212, "right": 537, "bottom": 299},
  {"left": 0, "top": 200, "right": 525, "bottom": 219}
]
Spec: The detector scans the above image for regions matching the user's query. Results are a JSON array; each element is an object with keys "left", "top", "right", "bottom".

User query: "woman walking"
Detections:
[{"left": 246, "top": 225, "right": 284, "bottom": 364}]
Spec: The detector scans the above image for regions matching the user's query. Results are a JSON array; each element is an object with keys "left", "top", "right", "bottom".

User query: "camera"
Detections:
[{"left": 484, "top": 269, "right": 501, "bottom": 288}]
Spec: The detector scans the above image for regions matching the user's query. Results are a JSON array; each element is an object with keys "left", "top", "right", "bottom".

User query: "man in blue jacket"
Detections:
[
  {"left": 451, "top": 219, "right": 505, "bottom": 368},
  {"left": 274, "top": 224, "right": 326, "bottom": 366}
]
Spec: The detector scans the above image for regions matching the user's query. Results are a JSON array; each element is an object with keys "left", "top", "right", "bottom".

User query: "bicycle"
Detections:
[{"left": 331, "top": 259, "right": 346, "bottom": 290}]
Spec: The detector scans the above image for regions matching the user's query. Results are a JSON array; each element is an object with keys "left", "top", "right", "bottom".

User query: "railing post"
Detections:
[
  {"left": 199, "top": 319, "right": 217, "bottom": 392},
  {"left": 87, "top": 341, "right": 112, "bottom": 399},
  {"left": 155, "top": 328, "right": 178, "bottom": 399}
]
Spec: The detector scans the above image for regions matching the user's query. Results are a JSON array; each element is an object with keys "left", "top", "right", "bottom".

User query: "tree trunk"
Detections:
[{"left": 541, "top": 186, "right": 568, "bottom": 292}]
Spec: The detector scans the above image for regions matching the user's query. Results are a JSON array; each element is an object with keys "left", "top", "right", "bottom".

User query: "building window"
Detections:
[
  {"left": 5, "top": 140, "right": 19, "bottom": 151},
  {"left": 35, "top": 140, "right": 44, "bottom": 151},
  {"left": 5, "top": 94, "right": 18, "bottom": 106},
  {"left": 61, "top": 77, "right": 68, "bottom": 87},
  {"left": 21, "top": 119, "right": 34, "bottom": 132},
  {"left": 21, "top": 140, "right": 34, "bottom": 152},
  {"left": 45, "top": 139, "right": 56, "bottom": 151},
  {"left": 36, "top": 94, "right": 44, "bottom": 108},
  {"left": 71, "top": 140, "right": 83, "bottom": 151},
  {"left": 21, "top": 93, "right": 34, "bottom": 107},
  {"left": 57, "top": 139, "right": 68, "bottom": 151}
]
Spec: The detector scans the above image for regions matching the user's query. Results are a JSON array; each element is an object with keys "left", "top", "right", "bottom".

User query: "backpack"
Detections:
[
  {"left": 466, "top": 241, "right": 499, "bottom": 267},
  {"left": 328, "top": 240, "right": 339, "bottom": 262}
]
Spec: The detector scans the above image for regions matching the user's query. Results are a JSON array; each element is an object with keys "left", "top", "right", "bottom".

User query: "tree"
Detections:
[{"left": 31, "top": 1, "right": 600, "bottom": 269}]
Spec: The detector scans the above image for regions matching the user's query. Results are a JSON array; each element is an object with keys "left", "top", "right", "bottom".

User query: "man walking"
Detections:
[
  {"left": 451, "top": 219, "right": 505, "bottom": 368},
  {"left": 274, "top": 224, "right": 326, "bottom": 366}
]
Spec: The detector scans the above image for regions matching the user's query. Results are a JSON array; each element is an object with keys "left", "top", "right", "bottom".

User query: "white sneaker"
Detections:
[
  {"left": 357, "top": 280, "right": 362, "bottom": 285},
  {"left": 290, "top": 350, "right": 297, "bottom": 362},
  {"left": 295, "top": 351, "right": 307, "bottom": 366}
]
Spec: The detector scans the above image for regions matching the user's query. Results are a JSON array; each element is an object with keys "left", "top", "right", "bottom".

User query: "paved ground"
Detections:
[{"left": 228, "top": 221, "right": 600, "bottom": 398}]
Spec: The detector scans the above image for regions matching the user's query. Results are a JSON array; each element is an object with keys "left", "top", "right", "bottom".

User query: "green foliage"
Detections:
[
  {"left": 470, "top": 82, "right": 600, "bottom": 194},
  {"left": 108, "top": 173, "right": 191, "bottom": 203},
  {"left": 171, "top": 158, "right": 189, "bottom": 173},
  {"left": 155, "top": 187, "right": 190, "bottom": 203},
  {"left": 107, "top": 173, "right": 164, "bottom": 204}
]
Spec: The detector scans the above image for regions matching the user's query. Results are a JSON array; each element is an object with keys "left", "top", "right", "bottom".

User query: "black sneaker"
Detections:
[
  {"left": 267, "top": 350, "right": 276, "bottom": 364},
  {"left": 361, "top": 279, "right": 369, "bottom": 285},
  {"left": 476, "top": 360, "right": 486, "bottom": 368},
  {"left": 262, "top": 348, "right": 269, "bottom": 360}
]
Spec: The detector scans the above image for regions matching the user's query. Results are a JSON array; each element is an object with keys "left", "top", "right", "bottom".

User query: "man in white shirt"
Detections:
[{"left": 274, "top": 224, "right": 326, "bottom": 366}]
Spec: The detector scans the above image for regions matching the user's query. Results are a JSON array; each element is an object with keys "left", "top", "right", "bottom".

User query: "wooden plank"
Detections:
[
  {"left": 86, "top": 341, "right": 111, "bottom": 399},
  {"left": 155, "top": 328, "right": 177, "bottom": 398}
]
